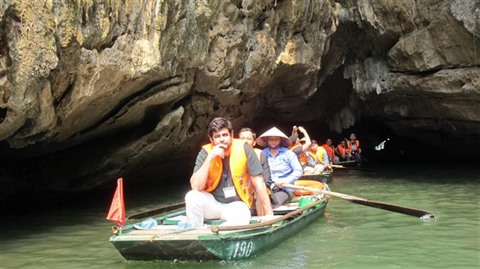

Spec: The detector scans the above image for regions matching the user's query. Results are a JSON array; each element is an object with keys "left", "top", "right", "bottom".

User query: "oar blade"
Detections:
[
  {"left": 281, "top": 183, "right": 435, "bottom": 220},
  {"left": 348, "top": 198, "right": 435, "bottom": 219}
]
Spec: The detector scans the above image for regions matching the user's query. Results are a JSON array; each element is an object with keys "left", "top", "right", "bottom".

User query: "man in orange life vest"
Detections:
[{"left": 185, "top": 117, "right": 273, "bottom": 227}]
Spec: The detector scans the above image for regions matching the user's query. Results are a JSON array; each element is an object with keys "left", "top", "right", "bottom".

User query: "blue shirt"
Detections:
[{"left": 263, "top": 147, "right": 303, "bottom": 184}]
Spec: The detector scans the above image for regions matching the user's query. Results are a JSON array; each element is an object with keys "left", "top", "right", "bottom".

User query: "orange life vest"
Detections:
[
  {"left": 289, "top": 141, "right": 302, "bottom": 150},
  {"left": 202, "top": 139, "right": 255, "bottom": 208},
  {"left": 290, "top": 143, "right": 309, "bottom": 166},
  {"left": 323, "top": 144, "right": 335, "bottom": 161},
  {"left": 347, "top": 140, "right": 360, "bottom": 152},
  {"left": 337, "top": 144, "right": 347, "bottom": 156}
]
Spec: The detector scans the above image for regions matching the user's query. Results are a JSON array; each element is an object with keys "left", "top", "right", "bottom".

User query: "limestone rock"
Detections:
[{"left": 0, "top": 0, "right": 479, "bottom": 200}]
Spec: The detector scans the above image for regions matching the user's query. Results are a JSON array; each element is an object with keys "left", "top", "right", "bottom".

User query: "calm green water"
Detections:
[{"left": 1, "top": 163, "right": 479, "bottom": 269}]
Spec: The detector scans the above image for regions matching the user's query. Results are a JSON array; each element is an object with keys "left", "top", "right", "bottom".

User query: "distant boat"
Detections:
[
  {"left": 299, "top": 170, "right": 332, "bottom": 183},
  {"left": 109, "top": 184, "right": 329, "bottom": 261},
  {"left": 334, "top": 159, "right": 362, "bottom": 167}
]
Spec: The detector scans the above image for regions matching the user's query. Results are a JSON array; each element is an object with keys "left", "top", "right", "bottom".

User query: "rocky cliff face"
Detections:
[{"left": 0, "top": 0, "right": 479, "bottom": 199}]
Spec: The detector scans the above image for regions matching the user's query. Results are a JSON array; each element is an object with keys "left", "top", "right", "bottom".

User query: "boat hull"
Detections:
[{"left": 110, "top": 201, "right": 327, "bottom": 261}]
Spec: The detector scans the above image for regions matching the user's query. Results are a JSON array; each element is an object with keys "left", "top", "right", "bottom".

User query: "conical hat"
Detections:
[{"left": 256, "top": 127, "right": 292, "bottom": 148}]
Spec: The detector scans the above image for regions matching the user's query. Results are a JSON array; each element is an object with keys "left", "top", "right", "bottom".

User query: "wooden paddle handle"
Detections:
[
  {"left": 330, "top": 164, "right": 345, "bottom": 168},
  {"left": 280, "top": 183, "right": 323, "bottom": 194}
]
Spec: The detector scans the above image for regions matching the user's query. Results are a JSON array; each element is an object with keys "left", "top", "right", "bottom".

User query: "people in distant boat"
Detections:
[
  {"left": 335, "top": 140, "right": 351, "bottom": 161},
  {"left": 256, "top": 127, "right": 303, "bottom": 206},
  {"left": 346, "top": 133, "right": 362, "bottom": 161},
  {"left": 185, "top": 117, "right": 273, "bottom": 227},
  {"left": 288, "top": 126, "right": 313, "bottom": 174},
  {"left": 238, "top": 127, "right": 274, "bottom": 216},
  {"left": 323, "top": 138, "right": 338, "bottom": 164}
]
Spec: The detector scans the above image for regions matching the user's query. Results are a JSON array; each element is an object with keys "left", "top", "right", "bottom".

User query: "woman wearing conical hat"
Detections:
[{"left": 255, "top": 127, "right": 303, "bottom": 188}]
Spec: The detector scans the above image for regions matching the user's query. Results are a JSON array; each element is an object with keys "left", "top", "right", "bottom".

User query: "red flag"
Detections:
[{"left": 106, "top": 178, "right": 125, "bottom": 226}]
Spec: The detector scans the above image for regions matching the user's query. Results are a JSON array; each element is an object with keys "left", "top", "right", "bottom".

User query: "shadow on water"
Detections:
[
  {"left": 1, "top": 174, "right": 190, "bottom": 210},
  {"left": 0, "top": 176, "right": 191, "bottom": 241}
]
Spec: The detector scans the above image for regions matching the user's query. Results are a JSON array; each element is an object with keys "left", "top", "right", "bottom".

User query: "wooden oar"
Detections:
[
  {"left": 331, "top": 164, "right": 346, "bottom": 168},
  {"left": 127, "top": 201, "right": 185, "bottom": 220},
  {"left": 281, "top": 183, "right": 435, "bottom": 219}
]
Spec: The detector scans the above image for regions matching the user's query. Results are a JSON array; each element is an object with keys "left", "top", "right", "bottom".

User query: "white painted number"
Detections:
[{"left": 232, "top": 241, "right": 254, "bottom": 258}]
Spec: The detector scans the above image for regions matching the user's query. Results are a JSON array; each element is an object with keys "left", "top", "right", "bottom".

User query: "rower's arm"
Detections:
[
  {"left": 251, "top": 174, "right": 274, "bottom": 216},
  {"left": 298, "top": 126, "right": 312, "bottom": 152}
]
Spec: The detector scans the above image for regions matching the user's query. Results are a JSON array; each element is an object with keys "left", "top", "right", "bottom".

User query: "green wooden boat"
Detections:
[{"left": 109, "top": 194, "right": 328, "bottom": 261}]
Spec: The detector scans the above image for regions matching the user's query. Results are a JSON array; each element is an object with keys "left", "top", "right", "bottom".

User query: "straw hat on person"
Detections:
[{"left": 256, "top": 127, "right": 292, "bottom": 148}]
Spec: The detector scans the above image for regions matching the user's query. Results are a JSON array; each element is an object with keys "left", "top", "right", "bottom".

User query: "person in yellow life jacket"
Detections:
[
  {"left": 288, "top": 126, "right": 313, "bottom": 173},
  {"left": 347, "top": 133, "right": 362, "bottom": 161},
  {"left": 306, "top": 140, "right": 331, "bottom": 174},
  {"left": 238, "top": 127, "right": 274, "bottom": 216},
  {"left": 186, "top": 117, "right": 272, "bottom": 227}
]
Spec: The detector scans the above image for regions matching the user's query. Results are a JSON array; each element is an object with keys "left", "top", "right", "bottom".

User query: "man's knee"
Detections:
[
  {"left": 185, "top": 190, "right": 205, "bottom": 204},
  {"left": 222, "top": 202, "right": 251, "bottom": 225}
]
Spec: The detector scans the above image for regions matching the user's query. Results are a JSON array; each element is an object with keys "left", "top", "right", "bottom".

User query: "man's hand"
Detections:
[
  {"left": 210, "top": 144, "right": 227, "bottom": 159},
  {"left": 292, "top": 125, "right": 298, "bottom": 135},
  {"left": 274, "top": 182, "right": 286, "bottom": 191},
  {"left": 271, "top": 184, "right": 280, "bottom": 193}
]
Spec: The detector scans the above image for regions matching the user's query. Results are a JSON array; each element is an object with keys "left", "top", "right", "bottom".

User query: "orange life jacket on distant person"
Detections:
[
  {"left": 290, "top": 143, "right": 309, "bottom": 166},
  {"left": 289, "top": 141, "right": 302, "bottom": 150},
  {"left": 337, "top": 144, "right": 347, "bottom": 156},
  {"left": 347, "top": 139, "right": 360, "bottom": 152},
  {"left": 323, "top": 144, "right": 335, "bottom": 161},
  {"left": 202, "top": 139, "right": 255, "bottom": 208}
]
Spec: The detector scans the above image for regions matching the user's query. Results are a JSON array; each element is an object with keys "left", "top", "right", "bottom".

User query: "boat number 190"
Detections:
[{"left": 232, "top": 241, "right": 254, "bottom": 258}]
